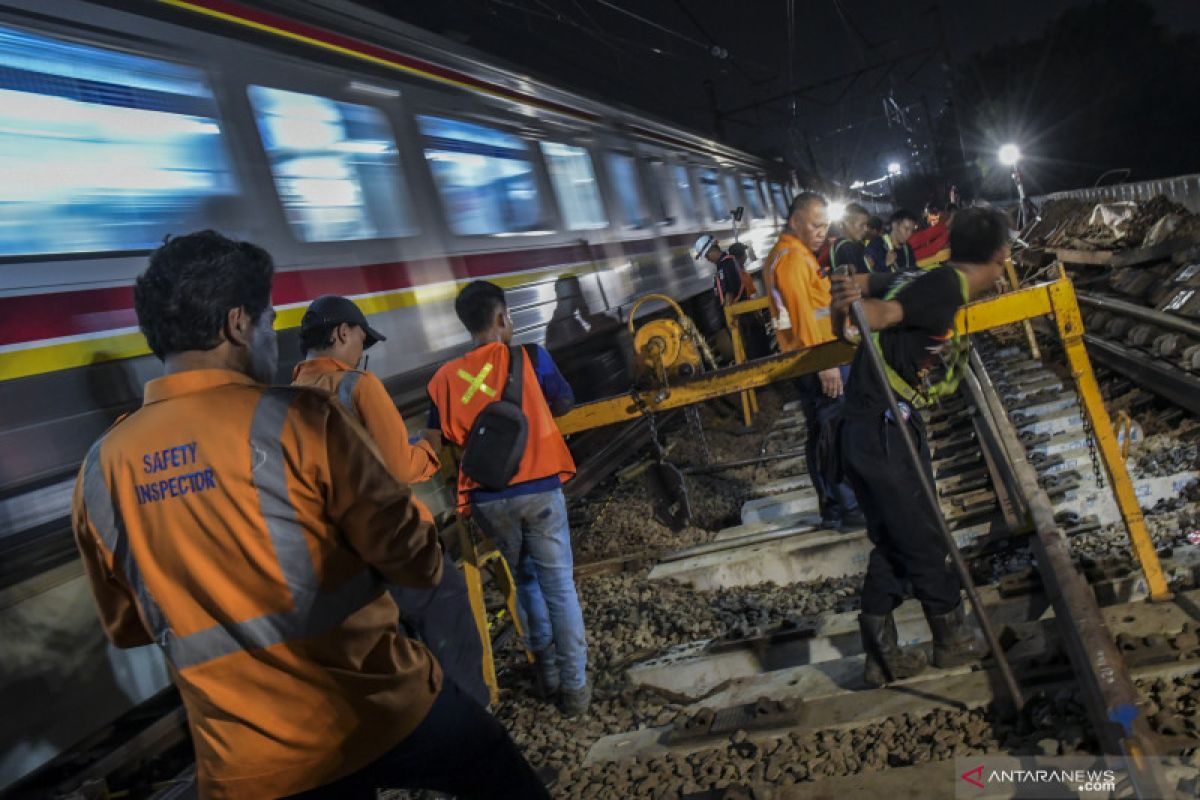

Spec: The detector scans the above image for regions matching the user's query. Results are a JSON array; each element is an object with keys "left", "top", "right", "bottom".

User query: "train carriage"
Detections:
[{"left": 0, "top": 0, "right": 794, "bottom": 789}]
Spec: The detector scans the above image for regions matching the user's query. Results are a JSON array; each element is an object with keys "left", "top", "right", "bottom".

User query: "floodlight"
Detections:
[
  {"left": 887, "top": 162, "right": 902, "bottom": 176},
  {"left": 850, "top": 180, "right": 865, "bottom": 189},
  {"left": 827, "top": 200, "right": 847, "bottom": 220},
  {"left": 998, "top": 143, "right": 1021, "bottom": 167}
]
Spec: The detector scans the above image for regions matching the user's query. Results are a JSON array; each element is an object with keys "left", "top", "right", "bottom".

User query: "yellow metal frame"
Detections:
[
  {"left": 456, "top": 520, "right": 533, "bottom": 706},
  {"left": 558, "top": 270, "right": 1170, "bottom": 600},
  {"left": 724, "top": 296, "right": 772, "bottom": 426}
]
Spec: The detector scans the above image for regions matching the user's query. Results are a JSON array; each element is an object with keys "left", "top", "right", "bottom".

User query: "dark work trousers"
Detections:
[
  {"left": 840, "top": 409, "right": 962, "bottom": 616},
  {"left": 794, "top": 364, "right": 859, "bottom": 521},
  {"left": 390, "top": 554, "right": 490, "bottom": 709},
  {"left": 283, "top": 679, "right": 549, "bottom": 800}
]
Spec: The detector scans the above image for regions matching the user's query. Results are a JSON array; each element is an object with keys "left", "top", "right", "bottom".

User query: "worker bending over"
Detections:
[
  {"left": 863, "top": 208, "right": 918, "bottom": 273},
  {"left": 694, "top": 233, "right": 750, "bottom": 307},
  {"left": 72, "top": 231, "right": 546, "bottom": 799},
  {"left": 292, "top": 294, "right": 488, "bottom": 709},
  {"left": 427, "top": 281, "right": 590, "bottom": 716},
  {"left": 831, "top": 207, "right": 1008, "bottom": 687},
  {"left": 764, "top": 192, "right": 863, "bottom": 531}
]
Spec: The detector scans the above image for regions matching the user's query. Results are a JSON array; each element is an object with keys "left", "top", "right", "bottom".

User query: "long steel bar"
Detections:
[
  {"left": 1077, "top": 291, "right": 1200, "bottom": 339},
  {"left": 968, "top": 353, "right": 1170, "bottom": 798},
  {"left": 555, "top": 341, "right": 856, "bottom": 435},
  {"left": 840, "top": 292, "right": 1024, "bottom": 711}
]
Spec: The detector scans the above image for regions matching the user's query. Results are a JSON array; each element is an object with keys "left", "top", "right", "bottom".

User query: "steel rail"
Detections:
[
  {"left": 1077, "top": 291, "right": 1200, "bottom": 340},
  {"left": 967, "top": 351, "right": 1170, "bottom": 798}
]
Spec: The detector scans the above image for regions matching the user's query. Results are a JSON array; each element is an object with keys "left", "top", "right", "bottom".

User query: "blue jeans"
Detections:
[
  {"left": 390, "top": 549, "right": 489, "bottom": 709},
  {"left": 471, "top": 488, "right": 588, "bottom": 690},
  {"left": 795, "top": 364, "right": 860, "bottom": 520}
]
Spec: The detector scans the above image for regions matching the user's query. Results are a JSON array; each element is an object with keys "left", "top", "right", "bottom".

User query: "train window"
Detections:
[
  {"left": 723, "top": 172, "right": 742, "bottom": 211},
  {"left": 418, "top": 115, "right": 541, "bottom": 236},
  {"left": 697, "top": 167, "right": 726, "bottom": 221},
  {"left": 771, "top": 183, "right": 788, "bottom": 217},
  {"left": 0, "top": 25, "right": 236, "bottom": 256},
  {"left": 671, "top": 165, "right": 699, "bottom": 222},
  {"left": 645, "top": 160, "right": 674, "bottom": 225},
  {"left": 249, "top": 87, "right": 413, "bottom": 242},
  {"left": 740, "top": 176, "right": 766, "bottom": 219},
  {"left": 605, "top": 152, "right": 649, "bottom": 228},
  {"left": 541, "top": 142, "right": 606, "bottom": 231}
]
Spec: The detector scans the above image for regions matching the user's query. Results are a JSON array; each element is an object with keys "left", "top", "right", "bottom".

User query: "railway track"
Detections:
[
  {"left": 494, "top": 328, "right": 1200, "bottom": 799},
  {"left": 21, "top": 321, "right": 1200, "bottom": 799}
]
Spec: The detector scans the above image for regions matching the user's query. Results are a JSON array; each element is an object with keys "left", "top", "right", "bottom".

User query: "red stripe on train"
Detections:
[
  {"left": 0, "top": 237, "right": 684, "bottom": 347},
  {"left": 178, "top": 0, "right": 599, "bottom": 122}
]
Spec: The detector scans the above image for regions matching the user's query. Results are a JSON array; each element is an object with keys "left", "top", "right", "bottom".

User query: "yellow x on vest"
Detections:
[{"left": 457, "top": 363, "right": 497, "bottom": 404}]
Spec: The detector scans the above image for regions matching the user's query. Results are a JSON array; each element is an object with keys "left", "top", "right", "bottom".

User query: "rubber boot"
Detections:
[
  {"left": 860, "top": 612, "right": 928, "bottom": 687},
  {"left": 533, "top": 647, "right": 560, "bottom": 700},
  {"left": 926, "top": 603, "right": 988, "bottom": 668},
  {"left": 559, "top": 681, "right": 591, "bottom": 717}
]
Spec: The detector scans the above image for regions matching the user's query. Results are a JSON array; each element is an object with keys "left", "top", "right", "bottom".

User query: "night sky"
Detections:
[{"left": 366, "top": 0, "right": 1200, "bottom": 192}]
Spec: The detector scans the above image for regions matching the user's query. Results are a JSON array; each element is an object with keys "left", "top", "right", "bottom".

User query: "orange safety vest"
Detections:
[
  {"left": 428, "top": 342, "right": 575, "bottom": 508},
  {"left": 72, "top": 369, "right": 443, "bottom": 799}
]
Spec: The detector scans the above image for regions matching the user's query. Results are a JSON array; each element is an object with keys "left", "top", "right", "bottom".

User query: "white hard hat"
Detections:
[{"left": 692, "top": 234, "right": 717, "bottom": 260}]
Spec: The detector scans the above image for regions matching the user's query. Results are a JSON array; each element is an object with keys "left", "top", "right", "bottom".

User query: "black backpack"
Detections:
[{"left": 460, "top": 345, "right": 531, "bottom": 491}]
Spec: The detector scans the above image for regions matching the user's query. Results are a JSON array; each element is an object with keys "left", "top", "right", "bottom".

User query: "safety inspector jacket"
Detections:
[
  {"left": 763, "top": 231, "right": 834, "bottom": 352},
  {"left": 428, "top": 342, "right": 575, "bottom": 508},
  {"left": 292, "top": 357, "right": 440, "bottom": 485},
  {"left": 72, "top": 369, "right": 443, "bottom": 799}
]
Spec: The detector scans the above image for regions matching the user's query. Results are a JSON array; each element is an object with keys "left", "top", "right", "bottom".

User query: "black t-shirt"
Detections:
[
  {"left": 713, "top": 253, "right": 743, "bottom": 304},
  {"left": 843, "top": 265, "right": 967, "bottom": 418},
  {"left": 830, "top": 237, "right": 869, "bottom": 275}
]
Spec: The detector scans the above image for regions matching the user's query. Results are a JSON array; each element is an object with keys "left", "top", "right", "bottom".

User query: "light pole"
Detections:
[{"left": 998, "top": 143, "right": 1028, "bottom": 228}]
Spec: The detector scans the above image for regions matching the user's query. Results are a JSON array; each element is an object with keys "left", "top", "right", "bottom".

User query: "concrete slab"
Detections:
[
  {"left": 648, "top": 520, "right": 1000, "bottom": 591},
  {"left": 741, "top": 488, "right": 820, "bottom": 524},
  {"left": 746, "top": 474, "right": 812, "bottom": 498},
  {"left": 1052, "top": 470, "right": 1198, "bottom": 526},
  {"left": 712, "top": 515, "right": 817, "bottom": 542},
  {"left": 1015, "top": 410, "right": 1085, "bottom": 438}
]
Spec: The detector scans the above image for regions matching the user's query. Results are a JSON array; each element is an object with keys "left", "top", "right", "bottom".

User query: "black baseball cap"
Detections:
[{"left": 300, "top": 295, "right": 387, "bottom": 349}]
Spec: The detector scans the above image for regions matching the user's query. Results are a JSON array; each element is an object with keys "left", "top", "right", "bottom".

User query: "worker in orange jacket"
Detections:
[
  {"left": 72, "top": 231, "right": 547, "bottom": 800},
  {"left": 292, "top": 294, "right": 488, "bottom": 710},
  {"left": 763, "top": 193, "right": 864, "bottom": 531},
  {"left": 427, "top": 281, "right": 588, "bottom": 716}
]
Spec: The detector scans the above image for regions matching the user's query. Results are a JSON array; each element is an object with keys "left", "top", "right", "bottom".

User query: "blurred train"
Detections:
[{"left": 0, "top": 0, "right": 799, "bottom": 789}]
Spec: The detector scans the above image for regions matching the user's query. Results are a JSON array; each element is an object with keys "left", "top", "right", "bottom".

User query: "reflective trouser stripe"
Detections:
[
  {"left": 336, "top": 371, "right": 362, "bottom": 423},
  {"left": 82, "top": 388, "right": 384, "bottom": 670}
]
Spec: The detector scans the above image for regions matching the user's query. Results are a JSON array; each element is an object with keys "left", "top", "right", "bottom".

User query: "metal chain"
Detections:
[
  {"left": 630, "top": 388, "right": 665, "bottom": 459},
  {"left": 685, "top": 404, "right": 713, "bottom": 466},
  {"left": 1073, "top": 383, "right": 1106, "bottom": 489}
]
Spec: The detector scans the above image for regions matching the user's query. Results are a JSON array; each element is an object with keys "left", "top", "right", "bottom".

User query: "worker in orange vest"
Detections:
[
  {"left": 763, "top": 193, "right": 864, "bottom": 532},
  {"left": 426, "top": 281, "right": 589, "bottom": 716},
  {"left": 72, "top": 231, "right": 548, "bottom": 799},
  {"left": 292, "top": 294, "right": 488, "bottom": 709}
]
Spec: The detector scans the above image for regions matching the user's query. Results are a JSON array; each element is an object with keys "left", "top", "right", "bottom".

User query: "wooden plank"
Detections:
[{"left": 1051, "top": 237, "right": 1195, "bottom": 268}]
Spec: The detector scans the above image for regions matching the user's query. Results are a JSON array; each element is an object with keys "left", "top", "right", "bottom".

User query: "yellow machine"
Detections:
[{"left": 627, "top": 294, "right": 714, "bottom": 395}]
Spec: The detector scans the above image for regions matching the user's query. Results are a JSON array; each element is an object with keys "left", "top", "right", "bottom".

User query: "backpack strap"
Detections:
[{"left": 502, "top": 345, "right": 525, "bottom": 405}]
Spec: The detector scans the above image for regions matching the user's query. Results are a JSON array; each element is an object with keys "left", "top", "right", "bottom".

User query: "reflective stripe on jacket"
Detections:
[
  {"left": 292, "top": 357, "right": 440, "bottom": 486},
  {"left": 428, "top": 342, "right": 576, "bottom": 508},
  {"left": 764, "top": 231, "right": 834, "bottom": 352},
  {"left": 72, "top": 369, "right": 443, "bottom": 799}
]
